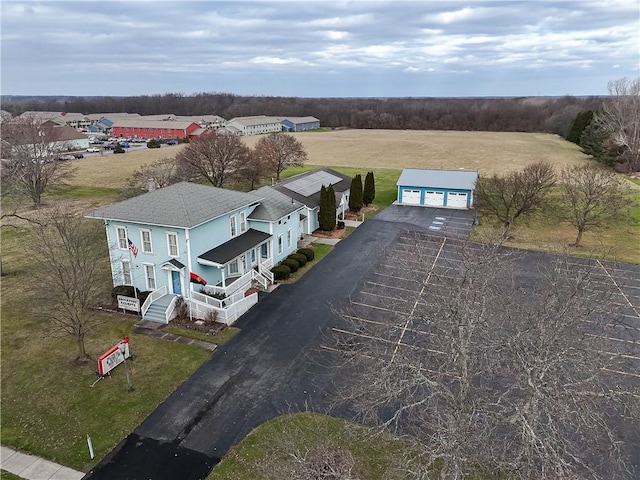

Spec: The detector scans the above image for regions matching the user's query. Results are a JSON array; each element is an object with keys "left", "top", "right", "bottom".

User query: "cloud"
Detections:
[{"left": 1, "top": 1, "right": 637, "bottom": 97}]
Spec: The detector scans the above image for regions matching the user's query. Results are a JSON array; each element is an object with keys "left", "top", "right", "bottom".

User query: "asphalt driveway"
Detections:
[{"left": 84, "top": 208, "right": 455, "bottom": 480}]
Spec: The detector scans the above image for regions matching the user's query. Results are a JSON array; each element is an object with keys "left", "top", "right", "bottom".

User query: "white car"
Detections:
[{"left": 86, "top": 147, "right": 101, "bottom": 153}]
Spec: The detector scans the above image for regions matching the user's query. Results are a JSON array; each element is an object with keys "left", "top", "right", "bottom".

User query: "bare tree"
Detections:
[
  {"left": 255, "top": 132, "right": 307, "bottom": 181},
  {"left": 174, "top": 132, "right": 250, "bottom": 187},
  {"left": 240, "top": 148, "right": 268, "bottom": 190},
  {"left": 330, "top": 232, "right": 637, "bottom": 479},
  {"left": 123, "top": 156, "right": 180, "bottom": 198},
  {"left": 496, "top": 257, "right": 636, "bottom": 479},
  {"left": 1, "top": 115, "right": 76, "bottom": 207},
  {"left": 26, "top": 206, "right": 109, "bottom": 362},
  {"left": 476, "top": 162, "right": 556, "bottom": 238},
  {"left": 231, "top": 413, "right": 360, "bottom": 480},
  {"left": 560, "top": 165, "right": 630, "bottom": 246},
  {"left": 596, "top": 78, "right": 640, "bottom": 173}
]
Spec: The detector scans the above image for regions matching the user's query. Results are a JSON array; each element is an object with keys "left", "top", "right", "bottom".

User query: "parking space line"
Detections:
[
  {"left": 597, "top": 260, "right": 640, "bottom": 319},
  {"left": 332, "top": 328, "right": 448, "bottom": 356},
  {"left": 342, "top": 314, "right": 438, "bottom": 337},
  {"left": 350, "top": 301, "right": 410, "bottom": 314},
  {"left": 601, "top": 367, "right": 640, "bottom": 379},
  {"left": 391, "top": 237, "right": 447, "bottom": 363}
]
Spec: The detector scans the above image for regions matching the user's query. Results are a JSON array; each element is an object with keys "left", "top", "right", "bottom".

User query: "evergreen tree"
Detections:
[
  {"left": 566, "top": 110, "right": 594, "bottom": 144},
  {"left": 318, "top": 185, "right": 334, "bottom": 231},
  {"left": 349, "top": 174, "right": 364, "bottom": 212},
  {"left": 327, "top": 184, "right": 337, "bottom": 230},
  {"left": 363, "top": 171, "right": 376, "bottom": 206}
]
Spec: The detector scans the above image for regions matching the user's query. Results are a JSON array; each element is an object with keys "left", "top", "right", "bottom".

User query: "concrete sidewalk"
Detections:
[{"left": 0, "top": 446, "right": 84, "bottom": 480}]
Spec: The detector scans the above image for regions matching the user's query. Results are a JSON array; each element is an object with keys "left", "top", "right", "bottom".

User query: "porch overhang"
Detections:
[
  {"left": 197, "top": 229, "right": 272, "bottom": 267},
  {"left": 161, "top": 258, "right": 185, "bottom": 271}
]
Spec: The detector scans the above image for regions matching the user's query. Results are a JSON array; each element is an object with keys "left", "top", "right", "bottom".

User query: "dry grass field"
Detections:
[
  {"left": 70, "top": 130, "right": 593, "bottom": 188},
  {"left": 247, "top": 129, "right": 594, "bottom": 174}
]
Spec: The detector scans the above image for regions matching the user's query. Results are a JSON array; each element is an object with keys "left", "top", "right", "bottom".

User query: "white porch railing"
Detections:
[
  {"left": 258, "top": 258, "right": 274, "bottom": 283},
  {"left": 188, "top": 292, "right": 259, "bottom": 326},
  {"left": 218, "top": 292, "right": 258, "bottom": 325},
  {"left": 203, "top": 269, "right": 253, "bottom": 298},
  {"left": 252, "top": 270, "right": 268, "bottom": 289},
  {"left": 165, "top": 295, "right": 179, "bottom": 323},
  {"left": 141, "top": 286, "right": 168, "bottom": 317}
]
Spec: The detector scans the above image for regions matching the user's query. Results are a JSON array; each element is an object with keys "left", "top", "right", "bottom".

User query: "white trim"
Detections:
[
  {"left": 140, "top": 229, "right": 153, "bottom": 254},
  {"left": 230, "top": 215, "right": 237, "bottom": 237},
  {"left": 116, "top": 225, "right": 128, "bottom": 250},
  {"left": 144, "top": 263, "right": 156, "bottom": 290},
  {"left": 121, "top": 259, "right": 132, "bottom": 285},
  {"left": 166, "top": 231, "right": 179, "bottom": 257}
]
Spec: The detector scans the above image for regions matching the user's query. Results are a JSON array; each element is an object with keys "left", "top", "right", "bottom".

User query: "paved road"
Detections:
[{"left": 85, "top": 207, "right": 473, "bottom": 480}]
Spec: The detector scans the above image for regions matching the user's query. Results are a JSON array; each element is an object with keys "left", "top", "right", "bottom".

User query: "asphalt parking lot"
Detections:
[
  {"left": 329, "top": 230, "right": 640, "bottom": 473},
  {"left": 83, "top": 206, "right": 638, "bottom": 479}
]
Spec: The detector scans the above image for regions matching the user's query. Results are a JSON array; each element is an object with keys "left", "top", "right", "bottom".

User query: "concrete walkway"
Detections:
[
  {"left": 133, "top": 321, "right": 217, "bottom": 352},
  {"left": 0, "top": 446, "right": 84, "bottom": 480}
]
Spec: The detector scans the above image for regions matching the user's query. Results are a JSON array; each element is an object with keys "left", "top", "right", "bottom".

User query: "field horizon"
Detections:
[{"left": 70, "top": 129, "right": 594, "bottom": 188}]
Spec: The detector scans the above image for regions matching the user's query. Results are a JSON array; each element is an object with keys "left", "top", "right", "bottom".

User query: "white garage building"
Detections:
[{"left": 396, "top": 168, "right": 478, "bottom": 209}]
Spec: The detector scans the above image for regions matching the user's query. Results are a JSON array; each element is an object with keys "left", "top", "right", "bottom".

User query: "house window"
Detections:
[
  {"left": 230, "top": 216, "right": 237, "bottom": 237},
  {"left": 167, "top": 232, "right": 178, "bottom": 257},
  {"left": 239, "top": 212, "right": 246, "bottom": 233},
  {"left": 278, "top": 234, "right": 283, "bottom": 254},
  {"left": 116, "top": 226, "right": 127, "bottom": 250},
  {"left": 287, "top": 229, "right": 292, "bottom": 248},
  {"left": 141, "top": 230, "right": 152, "bottom": 254},
  {"left": 261, "top": 243, "right": 269, "bottom": 259},
  {"left": 121, "top": 260, "right": 132, "bottom": 285},
  {"left": 144, "top": 264, "right": 156, "bottom": 290},
  {"left": 229, "top": 260, "right": 238, "bottom": 275}
]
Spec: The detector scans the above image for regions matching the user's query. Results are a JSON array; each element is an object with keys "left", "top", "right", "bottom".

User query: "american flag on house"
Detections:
[{"left": 127, "top": 238, "right": 138, "bottom": 257}]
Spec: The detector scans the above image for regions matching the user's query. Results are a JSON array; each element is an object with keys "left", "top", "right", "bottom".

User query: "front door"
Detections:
[{"left": 171, "top": 270, "right": 182, "bottom": 295}]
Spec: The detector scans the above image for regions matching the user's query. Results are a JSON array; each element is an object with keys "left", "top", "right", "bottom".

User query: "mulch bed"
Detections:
[{"left": 169, "top": 315, "right": 226, "bottom": 335}]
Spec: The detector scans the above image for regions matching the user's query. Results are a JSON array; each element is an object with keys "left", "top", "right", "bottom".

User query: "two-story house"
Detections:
[{"left": 86, "top": 182, "right": 304, "bottom": 325}]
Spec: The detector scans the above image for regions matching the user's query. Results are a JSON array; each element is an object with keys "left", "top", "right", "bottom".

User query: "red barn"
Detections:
[{"left": 111, "top": 119, "right": 200, "bottom": 140}]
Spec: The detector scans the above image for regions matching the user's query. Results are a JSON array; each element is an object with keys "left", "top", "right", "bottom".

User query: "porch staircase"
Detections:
[{"left": 142, "top": 294, "right": 175, "bottom": 323}]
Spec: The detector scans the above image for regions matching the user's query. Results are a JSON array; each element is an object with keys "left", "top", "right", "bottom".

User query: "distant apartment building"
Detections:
[
  {"left": 225, "top": 115, "right": 282, "bottom": 136},
  {"left": 111, "top": 119, "right": 200, "bottom": 140},
  {"left": 281, "top": 116, "right": 320, "bottom": 132}
]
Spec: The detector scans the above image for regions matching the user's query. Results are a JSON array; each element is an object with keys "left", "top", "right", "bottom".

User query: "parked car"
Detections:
[
  {"left": 86, "top": 147, "right": 101, "bottom": 153},
  {"left": 73, "top": 153, "right": 84, "bottom": 159},
  {"left": 119, "top": 142, "right": 130, "bottom": 148},
  {"left": 166, "top": 140, "right": 178, "bottom": 145},
  {"left": 56, "top": 154, "right": 75, "bottom": 161}
]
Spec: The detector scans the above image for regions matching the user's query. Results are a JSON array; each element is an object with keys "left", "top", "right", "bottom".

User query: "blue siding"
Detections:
[{"left": 397, "top": 185, "right": 473, "bottom": 208}]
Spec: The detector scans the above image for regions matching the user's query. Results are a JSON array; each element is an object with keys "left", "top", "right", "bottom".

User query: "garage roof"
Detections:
[{"left": 397, "top": 169, "right": 478, "bottom": 191}]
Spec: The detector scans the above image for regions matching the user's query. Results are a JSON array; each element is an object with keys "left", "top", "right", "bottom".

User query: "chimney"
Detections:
[{"left": 148, "top": 179, "right": 156, "bottom": 192}]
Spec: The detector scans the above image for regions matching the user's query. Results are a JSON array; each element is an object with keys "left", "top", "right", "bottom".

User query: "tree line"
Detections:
[{"left": 2, "top": 93, "right": 605, "bottom": 137}]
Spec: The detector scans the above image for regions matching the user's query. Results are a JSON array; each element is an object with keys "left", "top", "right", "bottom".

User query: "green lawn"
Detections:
[
  {"left": 208, "top": 412, "right": 509, "bottom": 480},
  {"left": 162, "top": 325, "right": 240, "bottom": 345},
  {"left": 276, "top": 243, "right": 334, "bottom": 284},
  {"left": 471, "top": 188, "right": 640, "bottom": 264},
  {"left": 207, "top": 413, "right": 420, "bottom": 480},
  {"left": 0, "top": 202, "right": 212, "bottom": 472},
  {"left": 0, "top": 471, "right": 24, "bottom": 480}
]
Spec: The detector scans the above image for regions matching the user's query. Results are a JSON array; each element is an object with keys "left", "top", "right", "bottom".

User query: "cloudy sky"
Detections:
[{"left": 1, "top": 0, "right": 638, "bottom": 97}]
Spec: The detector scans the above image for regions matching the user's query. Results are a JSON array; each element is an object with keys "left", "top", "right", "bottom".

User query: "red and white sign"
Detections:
[{"left": 97, "top": 337, "right": 131, "bottom": 376}]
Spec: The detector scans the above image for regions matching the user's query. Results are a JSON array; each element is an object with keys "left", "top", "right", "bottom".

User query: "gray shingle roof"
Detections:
[
  {"left": 248, "top": 186, "right": 304, "bottom": 221},
  {"left": 198, "top": 229, "right": 271, "bottom": 265},
  {"left": 111, "top": 119, "right": 198, "bottom": 129},
  {"left": 85, "top": 182, "right": 263, "bottom": 228},
  {"left": 283, "top": 116, "right": 319, "bottom": 124},
  {"left": 396, "top": 169, "right": 478, "bottom": 191},
  {"left": 273, "top": 168, "right": 352, "bottom": 209}
]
